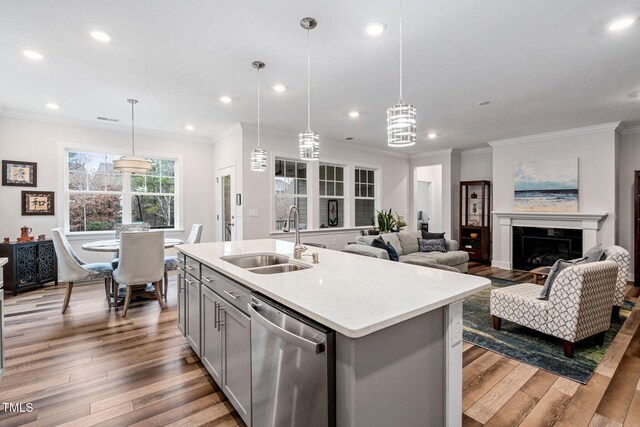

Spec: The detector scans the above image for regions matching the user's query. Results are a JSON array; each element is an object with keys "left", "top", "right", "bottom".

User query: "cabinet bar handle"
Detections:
[
  {"left": 184, "top": 265, "right": 194, "bottom": 271},
  {"left": 185, "top": 278, "right": 196, "bottom": 285},
  {"left": 214, "top": 300, "right": 218, "bottom": 328},
  {"left": 223, "top": 290, "right": 239, "bottom": 300},
  {"left": 202, "top": 276, "right": 214, "bottom": 283},
  {"left": 217, "top": 305, "right": 225, "bottom": 331}
]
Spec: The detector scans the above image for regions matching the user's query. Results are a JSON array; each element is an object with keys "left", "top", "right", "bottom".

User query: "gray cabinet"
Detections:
[
  {"left": 185, "top": 273, "right": 201, "bottom": 356},
  {"left": 176, "top": 267, "right": 186, "bottom": 336},
  {"left": 201, "top": 285, "right": 223, "bottom": 384},
  {"left": 222, "top": 301, "right": 252, "bottom": 425}
]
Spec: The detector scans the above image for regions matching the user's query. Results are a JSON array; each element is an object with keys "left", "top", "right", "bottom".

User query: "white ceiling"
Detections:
[{"left": 1, "top": 0, "right": 639, "bottom": 153}]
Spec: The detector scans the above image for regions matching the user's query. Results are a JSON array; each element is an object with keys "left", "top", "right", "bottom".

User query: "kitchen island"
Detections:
[{"left": 176, "top": 239, "right": 490, "bottom": 427}]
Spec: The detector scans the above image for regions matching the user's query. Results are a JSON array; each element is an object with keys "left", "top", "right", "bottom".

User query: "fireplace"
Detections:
[{"left": 512, "top": 227, "right": 583, "bottom": 270}]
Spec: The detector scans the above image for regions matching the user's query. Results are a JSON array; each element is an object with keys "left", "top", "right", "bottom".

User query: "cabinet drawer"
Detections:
[
  {"left": 201, "top": 265, "right": 251, "bottom": 315},
  {"left": 183, "top": 255, "right": 201, "bottom": 280},
  {"left": 462, "top": 247, "right": 482, "bottom": 259}
]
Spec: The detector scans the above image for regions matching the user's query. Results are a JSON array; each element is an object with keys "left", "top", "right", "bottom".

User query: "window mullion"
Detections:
[{"left": 122, "top": 172, "right": 132, "bottom": 224}]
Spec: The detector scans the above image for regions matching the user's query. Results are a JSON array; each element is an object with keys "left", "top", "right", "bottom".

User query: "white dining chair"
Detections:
[
  {"left": 113, "top": 230, "right": 166, "bottom": 316},
  {"left": 51, "top": 228, "right": 114, "bottom": 313},
  {"left": 163, "top": 224, "right": 202, "bottom": 298}
]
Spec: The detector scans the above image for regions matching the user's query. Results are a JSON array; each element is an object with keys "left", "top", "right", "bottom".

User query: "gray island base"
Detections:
[{"left": 176, "top": 239, "right": 489, "bottom": 427}]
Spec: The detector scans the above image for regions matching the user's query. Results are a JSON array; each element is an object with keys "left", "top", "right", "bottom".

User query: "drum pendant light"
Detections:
[
  {"left": 114, "top": 99, "right": 152, "bottom": 174},
  {"left": 387, "top": 0, "right": 416, "bottom": 147},
  {"left": 250, "top": 61, "right": 267, "bottom": 172},
  {"left": 299, "top": 17, "right": 319, "bottom": 161}
]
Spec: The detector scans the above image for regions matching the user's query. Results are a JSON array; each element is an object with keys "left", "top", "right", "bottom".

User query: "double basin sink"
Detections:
[{"left": 220, "top": 253, "right": 312, "bottom": 275}]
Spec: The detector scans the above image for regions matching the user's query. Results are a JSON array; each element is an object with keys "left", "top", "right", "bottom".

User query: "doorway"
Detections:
[
  {"left": 414, "top": 165, "right": 443, "bottom": 233},
  {"left": 218, "top": 166, "right": 236, "bottom": 241}
]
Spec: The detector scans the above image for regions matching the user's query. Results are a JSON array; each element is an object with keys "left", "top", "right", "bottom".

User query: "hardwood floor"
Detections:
[{"left": 0, "top": 268, "right": 639, "bottom": 426}]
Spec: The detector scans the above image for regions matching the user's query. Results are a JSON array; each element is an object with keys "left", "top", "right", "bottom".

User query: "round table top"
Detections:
[{"left": 81, "top": 238, "right": 183, "bottom": 252}]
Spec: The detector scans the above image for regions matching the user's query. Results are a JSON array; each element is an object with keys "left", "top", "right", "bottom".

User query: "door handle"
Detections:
[{"left": 249, "top": 304, "right": 324, "bottom": 354}]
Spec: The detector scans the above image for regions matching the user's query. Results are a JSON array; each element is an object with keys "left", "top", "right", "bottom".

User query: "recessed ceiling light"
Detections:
[
  {"left": 608, "top": 16, "right": 636, "bottom": 32},
  {"left": 427, "top": 132, "right": 438, "bottom": 139},
  {"left": 477, "top": 100, "right": 491, "bottom": 106},
  {"left": 46, "top": 102, "right": 60, "bottom": 110},
  {"left": 185, "top": 124, "right": 195, "bottom": 131},
  {"left": 90, "top": 30, "right": 112, "bottom": 42},
  {"left": 273, "top": 84, "right": 286, "bottom": 92},
  {"left": 23, "top": 50, "right": 44, "bottom": 60},
  {"left": 366, "top": 22, "right": 387, "bottom": 36},
  {"left": 348, "top": 111, "right": 360, "bottom": 118},
  {"left": 219, "top": 96, "right": 232, "bottom": 103},
  {"left": 345, "top": 137, "right": 355, "bottom": 141}
]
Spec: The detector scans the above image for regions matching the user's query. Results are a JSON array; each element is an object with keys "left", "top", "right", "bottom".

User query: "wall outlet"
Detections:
[{"left": 249, "top": 209, "right": 259, "bottom": 217}]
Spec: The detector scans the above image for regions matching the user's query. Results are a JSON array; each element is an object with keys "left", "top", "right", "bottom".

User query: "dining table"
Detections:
[{"left": 81, "top": 237, "right": 183, "bottom": 252}]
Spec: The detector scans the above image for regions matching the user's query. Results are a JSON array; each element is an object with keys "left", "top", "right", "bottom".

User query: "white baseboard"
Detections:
[{"left": 491, "top": 260, "right": 511, "bottom": 270}]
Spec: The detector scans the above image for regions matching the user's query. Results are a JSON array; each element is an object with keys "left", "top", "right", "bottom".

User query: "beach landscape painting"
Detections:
[{"left": 514, "top": 159, "right": 578, "bottom": 212}]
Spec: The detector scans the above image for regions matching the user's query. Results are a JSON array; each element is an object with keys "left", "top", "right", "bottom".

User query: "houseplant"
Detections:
[{"left": 376, "top": 209, "right": 397, "bottom": 233}]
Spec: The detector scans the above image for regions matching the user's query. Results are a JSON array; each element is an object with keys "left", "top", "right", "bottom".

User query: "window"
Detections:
[
  {"left": 274, "top": 158, "right": 307, "bottom": 230},
  {"left": 355, "top": 167, "right": 376, "bottom": 226},
  {"left": 319, "top": 164, "right": 344, "bottom": 228},
  {"left": 67, "top": 150, "right": 176, "bottom": 232}
]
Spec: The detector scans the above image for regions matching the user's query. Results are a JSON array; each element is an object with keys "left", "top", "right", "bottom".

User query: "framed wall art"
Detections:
[
  {"left": 2, "top": 160, "right": 37, "bottom": 187},
  {"left": 328, "top": 199, "right": 338, "bottom": 227},
  {"left": 22, "top": 191, "right": 55, "bottom": 216}
]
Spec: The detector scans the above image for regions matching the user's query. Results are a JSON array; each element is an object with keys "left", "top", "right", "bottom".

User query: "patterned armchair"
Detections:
[
  {"left": 490, "top": 261, "right": 618, "bottom": 358},
  {"left": 603, "top": 245, "right": 630, "bottom": 318}
]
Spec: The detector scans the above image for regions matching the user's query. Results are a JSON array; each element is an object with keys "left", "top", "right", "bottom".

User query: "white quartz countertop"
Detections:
[{"left": 177, "top": 239, "right": 491, "bottom": 338}]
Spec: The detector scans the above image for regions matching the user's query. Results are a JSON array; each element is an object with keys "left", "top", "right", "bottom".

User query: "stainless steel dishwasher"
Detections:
[{"left": 249, "top": 293, "right": 335, "bottom": 427}]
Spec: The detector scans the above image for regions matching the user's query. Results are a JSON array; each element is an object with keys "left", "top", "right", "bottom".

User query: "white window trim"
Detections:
[
  {"left": 318, "top": 159, "right": 349, "bottom": 230},
  {"left": 57, "top": 141, "right": 183, "bottom": 237},
  {"left": 269, "top": 151, "right": 382, "bottom": 233}
]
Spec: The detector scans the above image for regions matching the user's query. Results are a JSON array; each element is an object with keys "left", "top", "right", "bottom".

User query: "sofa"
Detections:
[{"left": 343, "top": 230, "right": 469, "bottom": 273}]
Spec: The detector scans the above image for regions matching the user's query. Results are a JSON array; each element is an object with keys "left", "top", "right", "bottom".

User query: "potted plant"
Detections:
[
  {"left": 376, "top": 209, "right": 397, "bottom": 233},
  {"left": 367, "top": 217, "right": 379, "bottom": 235},
  {"left": 395, "top": 212, "right": 407, "bottom": 232}
]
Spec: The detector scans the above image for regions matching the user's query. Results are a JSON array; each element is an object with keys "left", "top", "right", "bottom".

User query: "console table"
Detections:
[{"left": 0, "top": 240, "right": 57, "bottom": 296}]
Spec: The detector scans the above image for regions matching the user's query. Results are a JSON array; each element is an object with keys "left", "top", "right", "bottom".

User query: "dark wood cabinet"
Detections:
[
  {"left": 0, "top": 240, "right": 57, "bottom": 296},
  {"left": 460, "top": 180, "right": 491, "bottom": 262},
  {"left": 635, "top": 171, "right": 640, "bottom": 286}
]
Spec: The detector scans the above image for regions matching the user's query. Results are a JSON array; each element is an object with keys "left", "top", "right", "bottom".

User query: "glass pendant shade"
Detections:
[
  {"left": 299, "top": 130, "right": 319, "bottom": 160},
  {"left": 387, "top": 102, "right": 416, "bottom": 147},
  {"left": 250, "top": 147, "right": 267, "bottom": 171}
]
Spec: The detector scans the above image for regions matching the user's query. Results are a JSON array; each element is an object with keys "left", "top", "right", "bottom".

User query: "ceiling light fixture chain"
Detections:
[
  {"left": 399, "top": 0, "right": 403, "bottom": 103},
  {"left": 250, "top": 61, "right": 267, "bottom": 171},
  {"left": 128, "top": 98, "right": 138, "bottom": 156}
]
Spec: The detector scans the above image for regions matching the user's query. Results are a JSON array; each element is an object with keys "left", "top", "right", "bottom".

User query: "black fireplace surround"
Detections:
[{"left": 512, "top": 227, "right": 583, "bottom": 271}]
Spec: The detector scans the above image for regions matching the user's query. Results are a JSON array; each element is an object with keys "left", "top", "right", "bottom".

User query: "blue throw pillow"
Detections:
[{"left": 372, "top": 236, "right": 400, "bottom": 261}]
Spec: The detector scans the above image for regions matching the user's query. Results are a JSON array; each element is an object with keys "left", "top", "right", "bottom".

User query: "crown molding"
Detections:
[
  {"left": 488, "top": 122, "right": 622, "bottom": 148},
  {"left": 238, "top": 122, "right": 411, "bottom": 160},
  {"left": 409, "top": 148, "right": 455, "bottom": 160},
  {"left": 622, "top": 124, "right": 640, "bottom": 135},
  {"left": 0, "top": 109, "right": 215, "bottom": 144},
  {"left": 461, "top": 146, "right": 492, "bottom": 156},
  {"left": 211, "top": 122, "right": 243, "bottom": 144}
]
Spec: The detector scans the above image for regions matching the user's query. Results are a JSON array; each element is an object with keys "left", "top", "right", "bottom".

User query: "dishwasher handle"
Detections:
[{"left": 249, "top": 303, "right": 325, "bottom": 354}]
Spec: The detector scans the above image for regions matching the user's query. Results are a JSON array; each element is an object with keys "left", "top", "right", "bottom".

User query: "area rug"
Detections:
[{"left": 463, "top": 277, "right": 634, "bottom": 383}]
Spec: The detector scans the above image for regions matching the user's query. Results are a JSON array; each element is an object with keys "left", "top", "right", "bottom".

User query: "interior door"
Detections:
[{"left": 218, "top": 166, "right": 236, "bottom": 241}]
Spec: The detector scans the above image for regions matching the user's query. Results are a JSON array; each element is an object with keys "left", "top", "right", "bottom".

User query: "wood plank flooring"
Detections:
[{"left": 0, "top": 267, "right": 639, "bottom": 426}]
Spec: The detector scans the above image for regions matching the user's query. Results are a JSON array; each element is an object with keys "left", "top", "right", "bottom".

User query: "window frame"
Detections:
[
  {"left": 272, "top": 156, "right": 311, "bottom": 232},
  {"left": 60, "top": 143, "right": 182, "bottom": 235},
  {"left": 318, "top": 161, "right": 348, "bottom": 230},
  {"left": 353, "top": 166, "right": 380, "bottom": 228}
]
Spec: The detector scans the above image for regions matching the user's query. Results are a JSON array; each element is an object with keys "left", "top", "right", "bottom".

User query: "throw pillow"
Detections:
[
  {"left": 421, "top": 231, "right": 446, "bottom": 240},
  {"left": 381, "top": 233, "right": 403, "bottom": 256},
  {"left": 418, "top": 238, "right": 448, "bottom": 253},
  {"left": 372, "top": 236, "right": 400, "bottom": 261},
  {"left": 583, "top": 244, "right": 605, "bottom": 263},
  {"left": 538, "top": 257, "right": 587, "bottom": 300}
]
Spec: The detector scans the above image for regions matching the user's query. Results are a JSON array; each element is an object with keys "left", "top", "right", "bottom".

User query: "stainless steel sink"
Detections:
[
  {"left": 221, "top": 253, "right": 290, "bottom": 269},
  {"left": 248, "top": 264, "right": 311, "bottom": 274}
]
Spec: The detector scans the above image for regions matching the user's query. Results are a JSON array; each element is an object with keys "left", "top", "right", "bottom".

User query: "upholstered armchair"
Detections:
[
  {"left": 490, "top": 261, "right": 618, "bottom": 358},
  {"left": 603, "top": 245, "right": 630, "bottom": 318}
]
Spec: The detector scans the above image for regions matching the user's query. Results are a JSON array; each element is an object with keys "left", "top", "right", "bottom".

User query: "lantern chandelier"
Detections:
[
  {"left": 250, "top": 60, "right": 267, "bottom": 172},
  {"left": 298, "top": 17, "right": 319, "bottom": 161},
  {"left": 113, "top": 99, "right": 152, "bottom": 174},
  {"left": 387, "top": 0, "right": 416, "bottom": 147}
]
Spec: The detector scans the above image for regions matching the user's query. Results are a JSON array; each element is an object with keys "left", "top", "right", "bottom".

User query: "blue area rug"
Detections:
[{"left": 463, "top": 277, "right": 634, "bottom": 383}]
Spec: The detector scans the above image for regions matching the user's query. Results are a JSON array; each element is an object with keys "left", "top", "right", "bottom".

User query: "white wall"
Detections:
[
  {"left": 239, "top": 127, "right": 411, "bottom": 249},
  {"left": 415, "top": 165, "right": 443, "bottom": 233},
  {"left": 212, "top": 125, "right": 244, "bottom": 242},
  {"left": 617, "top": 130, "right": 640, "bottom": 279},
  {"left": 461, "top": 149, "right": 493, "bottom": 181},
  {"left": 0, "top": 116, "right": 216, "bottom": 263},
  {"left": 490, "top": 123, "right": 620, "bottom": 265}
]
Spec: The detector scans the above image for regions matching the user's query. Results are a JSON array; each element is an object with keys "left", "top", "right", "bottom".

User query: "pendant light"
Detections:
[
  {"left": 113, "top": 99, "right": 152, "bottom": 174},
  {"left": 299, "top": 17, "right": 319, "bottom": 161},
  {"left": 387, "top": 0, "right": 416, "bottom": 147},
  {"left": 250, "top": 61, "right": 267, "bottom": 172}
]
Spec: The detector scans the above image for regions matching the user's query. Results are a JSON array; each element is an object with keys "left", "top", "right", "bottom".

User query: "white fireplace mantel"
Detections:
[{"left": 492, "top": 211, "right": 609, "bottom": 269}]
